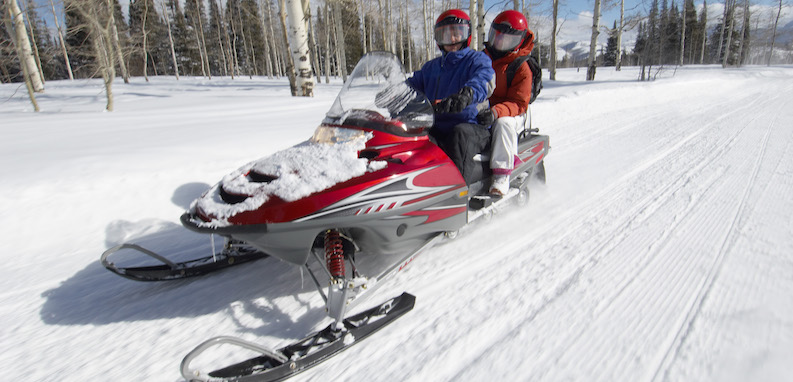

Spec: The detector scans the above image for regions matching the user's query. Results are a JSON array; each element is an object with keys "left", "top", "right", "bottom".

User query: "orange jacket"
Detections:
[{"left": 485, "top": 29, "right": 535, "bottom": 118}]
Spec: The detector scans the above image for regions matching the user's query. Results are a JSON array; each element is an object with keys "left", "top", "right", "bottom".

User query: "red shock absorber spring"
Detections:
[{"left": 324, "top": 230, "right": 345, "bottom": 279}]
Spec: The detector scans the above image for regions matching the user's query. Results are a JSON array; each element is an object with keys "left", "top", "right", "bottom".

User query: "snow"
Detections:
[
  {"left": 194, "top": 128, "right": 383, "bottom": 226},
  {"left": 2, "top": 64, "right": 793, "bottom": 382}
]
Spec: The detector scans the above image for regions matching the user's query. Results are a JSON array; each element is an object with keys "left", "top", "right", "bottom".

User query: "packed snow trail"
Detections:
[{"left": 2, "top": 66, "right": 793, "bottom": 382}]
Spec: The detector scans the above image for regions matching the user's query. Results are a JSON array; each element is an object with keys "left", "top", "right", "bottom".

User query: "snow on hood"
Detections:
[{"left": 193, "top": 128, "right": 387, "bottom": 226}]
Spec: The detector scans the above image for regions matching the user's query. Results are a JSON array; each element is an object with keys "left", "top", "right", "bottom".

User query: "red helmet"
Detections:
[
  {"left": 434, "top": 9, "right": 472, "bottom": 50},
  {"left": 488, "top": 10, "right": 529, "bottom": 53}
]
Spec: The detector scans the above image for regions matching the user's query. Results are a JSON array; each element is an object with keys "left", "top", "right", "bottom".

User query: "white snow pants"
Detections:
[{"left": 490, "top": 108, "right": 531, "bottom": 176}]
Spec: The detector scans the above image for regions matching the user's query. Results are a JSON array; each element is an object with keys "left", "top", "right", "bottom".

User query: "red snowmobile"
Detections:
[{"left": 102, "top": 52, "right": 549, "bottom": 381}]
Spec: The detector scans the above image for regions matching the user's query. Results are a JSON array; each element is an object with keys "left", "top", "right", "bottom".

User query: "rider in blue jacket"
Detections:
[{"left": 407, "top": 9, "right": 495, "bottom": 184}]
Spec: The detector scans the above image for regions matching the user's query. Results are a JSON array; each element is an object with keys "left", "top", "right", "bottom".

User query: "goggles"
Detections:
[
  {"left": 434, "top": 24, "right": 470, "bottom": 46},
  {"left": 488, "top": 23, "right": 525, "bottom": 52}
]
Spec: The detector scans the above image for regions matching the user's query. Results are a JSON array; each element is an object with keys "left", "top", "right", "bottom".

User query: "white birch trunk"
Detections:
[
  {"left": 550, "top": 0, "right": 558, "bottom": 79},
  {"left": 278, "top": 0, "right": 297, "bottom": 92},
  {"left": 423, "top": 0, "right": 431, "bottom": 60},
  {"left": 49, "top": 0, "right": 73, "bottom": 80},
  {"left": 304, "top": 0, "right": 321, "bottom": 83},
  {"left": 324, "top": 0, "right": 330, "bottom": 83},
  {"left": 700, "top": 0, "right": 707, "bottom": 64},
  {"left": 405, "top": 0, "right": 412, "bottom": 71},
  {"left": 717, "top": 0, "right": 728, "bottom": 64},
  {"left": 3, "top": 2, "right": 39, "bottom": 110},
  {"left": 736, "top": 0, "right": 748, "bottom": 66},
  {"left": 257, "top": 0, "right": 272, "bottom": 77},
  {"left": 162, "top": 2, "right": 180, "bottom": 79},
  {"left": 616, "top": 0, "right": 624, "bottom": 70},
  {"left": 332, "top": 0, "right": 347, "bottom": 81},
  {"left": 7, "top": 0, "right": 43, "bottom": 92},
  {"left": 142, "top": 0, "right": 149, "bottom": 81},
  {"left": 110, "top": 20, "right": 128, "bottom": 83},
  {"left": 285, "top": 0, "right": 314, "bottom": 96},
  {"left": 679, "top": 0, "right": 687, "bottom": 66},
  {"left": 476, "top": 0, "right": 485, "bottom": 51},
  {"left": 722, "top": 0, "right": 735, "bottom": 67},
  {"left": 468, "top": 0, "right": 476, "bottom": 50},
  {"left": 586, "top": 0, "right": 601, "bottom": 81},
  {"left": 194, "top": 0, "right": 211, "bottom": 78},
  {"left": 768, "top": 0, "right": 782, "bottom": 65},
  {"left": 266, "top": 0, "right": 281, "bottom": 76},
  {"left": 23, "top": 1, "right": 44, "bottom": 85},
  {"left": 359, "top": 0, "right": 366, "bottom": 54}
]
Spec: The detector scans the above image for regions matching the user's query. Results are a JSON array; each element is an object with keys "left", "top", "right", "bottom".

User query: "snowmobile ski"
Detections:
[
  {"left": 180, "top": 292, "right": 416, "bottom": 382},
  {"left": 100, "top": 241, "right": 267, "bottom": 282}
]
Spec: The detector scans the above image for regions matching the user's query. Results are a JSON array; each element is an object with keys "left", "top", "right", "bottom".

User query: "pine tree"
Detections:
[
  {"left": 63, "top": 0, "right": 94, "bottom": 78},
  {"left": 205, "top": 0, "right": 227, "bottom": 76},
  {"left": 167, "top": 0, "right": 191, "bottom": 75},
  {"left": 128, "top": 0, "right": 168, "bottom": 76},
  {"left": 184, "top": 0, "right": 209, "bottom": 76},
  {"left": 708, "top": 20, "right": 741, "bottom": 65},
  {"left": 604, "top": 21, "right": 619, "bottom": 66}
]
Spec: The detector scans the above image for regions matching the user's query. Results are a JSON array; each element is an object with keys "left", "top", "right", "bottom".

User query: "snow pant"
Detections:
[
  {"left": 430, "top": 123, "right": 491, "bottom": 185},
  {"left": 490, "top": 109, "right": 531, "bottom": 177}
]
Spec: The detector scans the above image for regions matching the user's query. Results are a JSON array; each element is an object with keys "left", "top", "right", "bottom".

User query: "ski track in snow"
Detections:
[{"left": 2, "top": 67, "right": 793, "bottom": 382}]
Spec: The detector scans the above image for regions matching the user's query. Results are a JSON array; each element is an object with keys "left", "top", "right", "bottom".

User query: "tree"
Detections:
[
  {"left": 5, "top": 0, "right": 44, "bottom": 92},
  {"left": 736, "top": 0, "right": 750, "bottom": 66},
  {"left": 65, "top": 0, "right": 122, "bottom": 110},
  {"left": 48, "top": 0, "right": 74, "bottom": 80},
  {"left": 206, "top": 0, "right": 227, "bottom": 76},
  {"left": 722, "top": 0, "right": 736, "bottom": 67},
  {"left": 128, "top": 0, "right": 168, "bottom": 78},
  {"left": 2, "top": 0, "right": 39, "bottom": 110},
  {"left": 586, "top": 0, "right": 601, "bottom": 80},
  {"left": 767, "top": 0, "right": 783, "bottom": 65},
  {"left": 699, "top": 0, "right": 708, "bottom": 63},
  {"left": 604, "top": 21, "right": 619, "bottom": 66},
  {"left": 284, "top": 0, "right": 313, "bottom": 96},
  {"left": 549, "top": 0, "right": 559, "bottom": 79},
  {"left": 184, "top": 0, "right": 210, "bottom": 77},
  {"left": 616, "top": 0, "right": 625, "bottom": 70}
]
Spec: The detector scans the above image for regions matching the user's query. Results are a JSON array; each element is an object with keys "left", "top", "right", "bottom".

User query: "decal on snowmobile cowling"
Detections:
[{"left": 295, "top": 164, "right": 466, "bottom": 223}]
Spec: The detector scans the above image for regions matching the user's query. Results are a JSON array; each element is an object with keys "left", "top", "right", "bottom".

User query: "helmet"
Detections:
[
  {"left": 434, "top": 9, "right": 471, "bottom": 50},
  {"left": 488, "top": 10, "right": 529, "bottom": 53}
]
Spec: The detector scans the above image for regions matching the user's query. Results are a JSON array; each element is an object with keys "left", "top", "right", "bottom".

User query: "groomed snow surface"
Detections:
[{"left": 3, "top": 64, "right": 793, "bottom": 382}]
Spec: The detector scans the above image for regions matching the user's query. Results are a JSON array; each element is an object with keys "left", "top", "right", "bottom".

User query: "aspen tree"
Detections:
[
  {"left": 6, "top": 0, "right": 43, "bottom": 92},
  {"left": 285, "top": 0, "right": 314, "bottom": 96},
  {"left": 586, "top": 0, "right": 601, "bottom": 80}
]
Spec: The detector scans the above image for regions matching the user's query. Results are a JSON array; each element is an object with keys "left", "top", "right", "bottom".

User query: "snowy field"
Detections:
[{"left": 2, "top": 63, "right": 793, "bottom": 382}]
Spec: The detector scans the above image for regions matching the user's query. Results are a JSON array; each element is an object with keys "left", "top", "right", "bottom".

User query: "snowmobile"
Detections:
[{"left": 103, "top": 52, "right": 549, "bottom": 381}]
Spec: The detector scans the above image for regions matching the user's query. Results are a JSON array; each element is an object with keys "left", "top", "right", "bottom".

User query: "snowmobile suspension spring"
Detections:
[{"left": 324, "top": 230, "right": 346, "bottom": 279}]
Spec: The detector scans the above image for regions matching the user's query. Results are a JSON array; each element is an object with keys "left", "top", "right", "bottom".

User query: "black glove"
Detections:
[
  {"left": 435, "top": 86, "right": 474, "bottom": 114},
  {"left": 477, "top": 107, "right": 498, "bottom": 126}
]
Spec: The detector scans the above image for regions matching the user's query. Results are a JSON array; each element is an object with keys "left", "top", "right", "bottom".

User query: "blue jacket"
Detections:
[{"left": 407, "top": 47, "right": 495, "bottom": 134}]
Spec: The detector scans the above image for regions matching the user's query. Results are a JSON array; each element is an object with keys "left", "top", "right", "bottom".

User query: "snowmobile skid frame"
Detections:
[
  {"left": 100, "top": 239, "right": 267, "bottom": 281},
  {"left": 181, "top": 292, "right": 415, "bottom": 382}
]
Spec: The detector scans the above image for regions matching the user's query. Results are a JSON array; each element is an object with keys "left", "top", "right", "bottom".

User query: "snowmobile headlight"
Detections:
[{"left": 311, "top": 126, "right": 367, "bottom": 144}]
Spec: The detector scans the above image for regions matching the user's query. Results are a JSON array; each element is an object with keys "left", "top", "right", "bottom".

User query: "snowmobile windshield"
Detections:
[{"left": 322, "top": 52, "right": 434, "bottom": 137}]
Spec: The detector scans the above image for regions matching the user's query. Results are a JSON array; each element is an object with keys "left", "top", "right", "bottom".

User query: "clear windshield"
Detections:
[{"left": 322, "top": 52, "right": 433, "bottom": 136}]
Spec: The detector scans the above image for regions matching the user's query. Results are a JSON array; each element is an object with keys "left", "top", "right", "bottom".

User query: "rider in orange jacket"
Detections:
[{"left": 479, "top": 10, "right": 535, "bottom": 196}]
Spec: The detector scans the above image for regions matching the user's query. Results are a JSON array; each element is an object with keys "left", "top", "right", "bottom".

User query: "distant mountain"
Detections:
[{"left": 558, "top": 41, "right": 594, "bottom": 62}]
